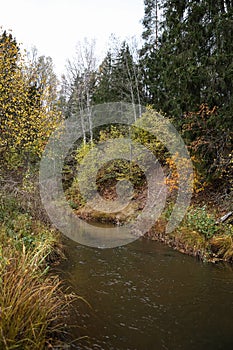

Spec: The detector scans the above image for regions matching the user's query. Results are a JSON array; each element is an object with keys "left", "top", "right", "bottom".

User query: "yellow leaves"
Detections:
[
  {"left": 0, "top": 29, "right": 61, "bottom": 167},
  {"left": 165, "top": 156, "right": 179, "bottom": 192}
]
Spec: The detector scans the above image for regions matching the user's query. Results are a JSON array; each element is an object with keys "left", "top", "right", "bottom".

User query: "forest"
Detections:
[{"left": 0, "top": 0, "right": 233, "bottom": 349}]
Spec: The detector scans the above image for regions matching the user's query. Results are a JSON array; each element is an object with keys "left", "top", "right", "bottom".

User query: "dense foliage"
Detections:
[
  {"left": 139, "top": 0, "right": 232, "bottom": 187},
  {"left": 0, "top": 30, "right": 61, "bottom": 168},
  {"left": 0, "top": 30, "right": 75, "bottom": 349},
  {"left": 60, "top": 1, "right": 232, "bottom": 188}
]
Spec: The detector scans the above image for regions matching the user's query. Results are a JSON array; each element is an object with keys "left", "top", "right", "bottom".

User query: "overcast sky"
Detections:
[{"left": 1, "top": 0, "right": 145, "bottom": 76}]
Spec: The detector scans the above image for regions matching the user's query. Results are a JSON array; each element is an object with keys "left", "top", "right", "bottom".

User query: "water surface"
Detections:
[{"left": 59, "top": 235, "right": 233, "bottom": 350}]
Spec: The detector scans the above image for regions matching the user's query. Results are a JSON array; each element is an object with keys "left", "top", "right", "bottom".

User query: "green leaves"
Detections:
[{"left": 186, "top": 206, "right": 218, "bottom": 239}]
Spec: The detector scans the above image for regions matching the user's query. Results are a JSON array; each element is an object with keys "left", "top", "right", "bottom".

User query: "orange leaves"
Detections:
[
  {"left": 165, "top": 152, "right": 201, "bottom": 193},
  {"left": 180, "top": 103, "right": 232, "bottom": 187}
]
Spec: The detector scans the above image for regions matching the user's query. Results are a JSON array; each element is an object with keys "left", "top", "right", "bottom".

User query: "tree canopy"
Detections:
[{"left": 0, "top": 30, "right": 61, "bottom": 168}]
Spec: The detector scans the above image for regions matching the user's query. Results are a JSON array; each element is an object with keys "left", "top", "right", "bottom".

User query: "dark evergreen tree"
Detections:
[
  {"left": 93, "top": 51, "right": 114, "bottom": 104},
  {"left": 93, "top": 42, "right": 142, "bottom": 106},
  {"left": 140, "top": 0, "right": 232, "bottom": 120},
  {"left": 140, "top": 0, "right": 163, "bottom": 107},
  {"left": 140, "top": 0, "right": 233, "bottom": 184}
]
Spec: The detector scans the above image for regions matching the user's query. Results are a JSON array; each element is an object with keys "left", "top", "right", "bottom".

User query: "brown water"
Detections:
[{"left": 59, "top": 236, "right": 233, "bottom": 350}]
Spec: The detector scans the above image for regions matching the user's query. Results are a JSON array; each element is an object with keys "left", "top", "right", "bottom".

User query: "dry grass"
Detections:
[
  {"left": 210, "top": 234, "right": 233, "bottom": 261},
  {"left": 0, "top": 186, "right": 79, "bottom": 349},
  {"left": 0, "top": 169, "right": 92, "bottom": 349},
  {"left": 174, "top": 227, "right": 207, "bottom": 256},
  {"left": 0, "top": 245, "right": 75, "bottom": 350}
]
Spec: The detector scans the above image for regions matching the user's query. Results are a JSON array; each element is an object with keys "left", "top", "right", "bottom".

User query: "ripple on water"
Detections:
[{"left": 60, "top": 237, "right": 233, "bottom": 350}]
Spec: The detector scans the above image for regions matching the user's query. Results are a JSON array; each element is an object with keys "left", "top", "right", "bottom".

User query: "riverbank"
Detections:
[
  {"left": 148, "top": 187, "right": 233, "bottom": 263},
  {"left": 0, "top": 179, "right": 82, "bottom": 349},
  {"left": 0, "top": 174, "right": 231, "bottom": 349},
  {"left": 67, "top": 183, "right": 233, "bottom": 264}
]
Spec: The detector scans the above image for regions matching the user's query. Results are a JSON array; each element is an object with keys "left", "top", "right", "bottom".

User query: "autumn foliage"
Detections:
[{"left": 0, "top": 30, "right": 61, "bottom": 168}]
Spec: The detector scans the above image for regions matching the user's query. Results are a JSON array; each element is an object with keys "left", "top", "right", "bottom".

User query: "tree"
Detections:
[
  {"left": 140, "top": 0, "right": 163, "bottom": 107},
  {"left": 92, "top": 51, "right": 113, "bottom": 104},
  {"left": 140, "top": 0, "right": 233, "bottom": 119},
  {"left": 26, "top": 47, "right": 59, "bottom": 111},
  {"left": 142, "top": 0, "right": 160, "bottom": 48},
  {"left": 139, "top": 0, "right": 233, "bottom": 185},
  {"left": 156, "top": 0, "right": 232, "bottom": 119},
  {"left": 0, "top": 29, "right": 61, "bottom": 168},
  {"left": 64, "top": 39, "right": 97, "bottom": 143},
  {"left": 93, "top": 41, "right": 142, "bottom": 118}
]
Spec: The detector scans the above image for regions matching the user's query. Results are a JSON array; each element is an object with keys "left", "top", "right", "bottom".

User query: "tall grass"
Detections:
[
  {"left": 0, "top": 245, "right": 75, "bottom": 349},
  {"left": 0, "top": 188, "right": 78, "bottom": 349}
]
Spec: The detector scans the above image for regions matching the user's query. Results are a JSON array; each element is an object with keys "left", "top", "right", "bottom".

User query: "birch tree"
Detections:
[{"left": 65, "top": 39, "right": 97, "bottom": 144}]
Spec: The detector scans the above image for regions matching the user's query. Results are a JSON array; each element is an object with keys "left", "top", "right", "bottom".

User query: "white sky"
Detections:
[{"left": 1, "top": 0, "right": 145, "bottom": 77}]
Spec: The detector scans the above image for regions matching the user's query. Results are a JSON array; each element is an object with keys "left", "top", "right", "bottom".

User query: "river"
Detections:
[{"left": 58, "top": 235, "right": 233, "bottom": 350}]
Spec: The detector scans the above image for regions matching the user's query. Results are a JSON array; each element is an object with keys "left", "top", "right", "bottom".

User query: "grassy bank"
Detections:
[
  {"left": 146, "top": 199, "right": 233, "bottom": 263},
  {"left": 0, "top": 182, "right": 78, "bottom": 349}
]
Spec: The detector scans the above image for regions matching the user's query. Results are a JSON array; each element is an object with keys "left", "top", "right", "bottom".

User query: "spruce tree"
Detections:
[
  {"left": 140, "top": 0, "right": 233, "bottom": 121},
  {"left": 93, "top": 51, "right": 114, "bottom": 104},
  {"left": 93, "top": 42, "right": 141, "bottom": 106},
  {"left": 140, "top": 0, "right": 232, "bottom": 184}
]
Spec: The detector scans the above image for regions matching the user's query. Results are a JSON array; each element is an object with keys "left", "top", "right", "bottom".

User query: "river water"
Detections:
[{"left": 58, "top": 236, "right": 233, "bottom": 350}]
